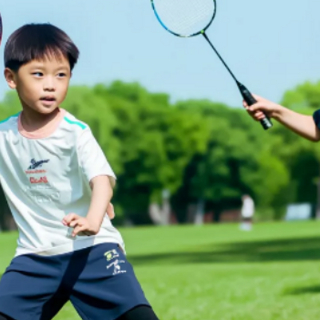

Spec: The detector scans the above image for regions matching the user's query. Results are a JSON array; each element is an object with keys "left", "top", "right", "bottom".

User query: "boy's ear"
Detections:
[{"left": 4, "top": 68, "right": 17, "bottom": 89}]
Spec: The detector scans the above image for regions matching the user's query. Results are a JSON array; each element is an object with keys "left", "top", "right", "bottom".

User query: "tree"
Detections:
[
  {"left": 93, "top": 82, "right": 210, "bottom": 223},
  {"left": 0, "top": 80, "right": 319, "bottom": 225},
  {"left": 281, "top": 81, "right": 320, "bottom": 110}
]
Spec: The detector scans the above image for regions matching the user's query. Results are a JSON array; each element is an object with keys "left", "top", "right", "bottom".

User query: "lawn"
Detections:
[{"left": 1, "top": 221, "right": 320, "bottom": 320}]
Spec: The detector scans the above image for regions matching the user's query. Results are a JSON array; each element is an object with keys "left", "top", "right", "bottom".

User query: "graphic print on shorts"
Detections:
[{"left": 104, "top": 249, "right": 127, "bottom": 276}]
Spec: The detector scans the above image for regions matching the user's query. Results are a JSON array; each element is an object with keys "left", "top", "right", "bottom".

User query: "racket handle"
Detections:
[{"left": 238, "top": 83, "right": 273, "bottom": 130}]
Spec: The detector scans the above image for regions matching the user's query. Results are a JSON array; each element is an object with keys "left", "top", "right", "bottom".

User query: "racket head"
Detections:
[
  {"left": 0, "top": 13, "right": 2, "bottom": 47},
  {"left": 151, "top": 0, "right": 216, "bottom": 38}
]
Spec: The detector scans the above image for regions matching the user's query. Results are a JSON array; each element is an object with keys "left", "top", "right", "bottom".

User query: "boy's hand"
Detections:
[
  {"left": 243, "top": 94, "right": 281, "bottom": 121},
  {"left": 62, "top": 214, "right": 100, "bottom": 237}
]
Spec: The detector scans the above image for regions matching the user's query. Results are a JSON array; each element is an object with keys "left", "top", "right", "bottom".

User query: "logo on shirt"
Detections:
[
  {"left": 28, "top": 158, "right": 50, "bottom": 170},
  {"left": 30, "top": 176, "right": 48, "bottom": 184},
  {"left": 26, "top": 159, "right": 50, "bottom": 184}
]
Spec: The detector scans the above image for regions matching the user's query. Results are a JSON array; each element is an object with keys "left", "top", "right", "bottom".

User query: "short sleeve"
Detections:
[
  {"left": 77, "top": 129, "right": 116, "bottom": 186},
  {"left": 313, "top": 109, "right": 320, "bottom": 129}
]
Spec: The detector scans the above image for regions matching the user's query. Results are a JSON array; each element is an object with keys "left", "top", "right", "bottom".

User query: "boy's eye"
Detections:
[
  {"left": 32, "top": 72, "right": 43, "bottom": 77},
  {"left": 57, "top": 73, "right": 67, "bottom": 78}
]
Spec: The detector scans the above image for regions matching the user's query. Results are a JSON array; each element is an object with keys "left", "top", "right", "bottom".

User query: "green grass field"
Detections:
[{"left": 1, "top": 221, "right": 320, "bottom": 320}]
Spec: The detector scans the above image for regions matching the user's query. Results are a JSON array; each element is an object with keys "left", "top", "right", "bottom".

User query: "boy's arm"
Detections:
[
  {"left": 245, "top": 95, "right": 320, "bottom": 142},
  {"left": 91, "top": 177, "right": 115, "bottom": 220},
  {"left": 63, "top": 128, "right": 117, "bottom": 236},
  {"left": 63, "top": 175, "right": 113, "bottom": 237},
  {"left": 86, "top": 175, "right": 113, "bottom": 231}
]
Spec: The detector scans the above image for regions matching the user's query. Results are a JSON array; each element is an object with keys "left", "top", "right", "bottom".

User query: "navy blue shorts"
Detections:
[{"left": 0, "top": 243, "right": 150, "bottom": 320}]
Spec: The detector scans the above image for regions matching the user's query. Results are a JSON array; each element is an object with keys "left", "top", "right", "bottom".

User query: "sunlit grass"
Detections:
[{"left": 1, "top": 221, "right": 320, "bottom": 319}]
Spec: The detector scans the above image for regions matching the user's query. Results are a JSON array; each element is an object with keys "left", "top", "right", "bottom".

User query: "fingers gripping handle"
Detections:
[{"left": 238, "top": 83, "right": 273, "bottom": 130}]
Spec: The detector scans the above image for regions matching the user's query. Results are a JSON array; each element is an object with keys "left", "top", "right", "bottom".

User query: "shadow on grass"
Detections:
[
  {"left": 128, "top": 236, "right": 320, "bottom": 266},
  {"left": 285, "top": 285, "right": 320, "bottom": 295}
]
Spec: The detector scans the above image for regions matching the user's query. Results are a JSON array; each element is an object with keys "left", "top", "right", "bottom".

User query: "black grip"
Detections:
[{"left": 238, "top": 83, "right": 273, "bottom": 130}]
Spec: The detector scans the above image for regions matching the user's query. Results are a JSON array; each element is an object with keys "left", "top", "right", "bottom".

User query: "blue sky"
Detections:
[{"left": 1, "top": 0, "right": 320, "bottom": 107}]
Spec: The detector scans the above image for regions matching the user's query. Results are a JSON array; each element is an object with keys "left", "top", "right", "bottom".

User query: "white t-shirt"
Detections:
[{"left": 0, "top": 109, "right": 124, "bottom": 257}]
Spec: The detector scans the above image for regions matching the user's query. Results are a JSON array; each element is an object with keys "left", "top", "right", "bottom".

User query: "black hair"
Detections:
[{"left": 4, "top": 23, "right": 79, "bottom": 71}]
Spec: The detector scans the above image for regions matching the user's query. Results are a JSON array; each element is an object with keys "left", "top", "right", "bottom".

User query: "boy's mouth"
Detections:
[
  {"left": 40, "top": 96, "right": 57, "bottom": 107},
  {"left": 40, "top": 96, "right": 56, "bottom": 102}
]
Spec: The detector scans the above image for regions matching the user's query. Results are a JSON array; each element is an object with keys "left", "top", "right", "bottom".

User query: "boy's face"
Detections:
[{"left": 5, "top": 53, "right": 71, "bottom": 114}]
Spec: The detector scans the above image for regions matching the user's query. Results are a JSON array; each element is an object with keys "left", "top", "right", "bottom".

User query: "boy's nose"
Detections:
[{"left": 43, "top": 78, "right": 56, "bottom": 91}]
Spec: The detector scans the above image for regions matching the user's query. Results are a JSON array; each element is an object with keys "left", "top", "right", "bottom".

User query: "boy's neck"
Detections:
[{"left": 20, "top": 107, "right": 61, "bottom": 133}]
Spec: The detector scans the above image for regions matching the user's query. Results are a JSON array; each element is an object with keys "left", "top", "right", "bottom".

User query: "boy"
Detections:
[
  {"left": 244, "top": 95, "right": 320, "bottom": 142},
  {"left": 0, "top": 24, "right": 159, "bottom": 320}
]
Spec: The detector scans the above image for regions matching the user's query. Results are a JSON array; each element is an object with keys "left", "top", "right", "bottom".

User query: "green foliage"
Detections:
[
  {"left": 0, "top": 91, "right": 22, "bottom": 117},
  {"left": 1, "top": 80, "right": 320, "bottom": 223},
  {"left": 281, "top": 81, "right": 320, "bottom": 110}
]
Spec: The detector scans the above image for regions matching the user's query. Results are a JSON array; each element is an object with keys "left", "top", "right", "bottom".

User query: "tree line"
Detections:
[{"left": 0, "top": 80, "right": 320, "bottom": 227}]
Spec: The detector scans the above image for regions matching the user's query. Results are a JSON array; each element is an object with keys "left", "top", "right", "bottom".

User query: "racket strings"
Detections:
[{"left": 153, "top": 0, "right": 215, "bottom": 36}]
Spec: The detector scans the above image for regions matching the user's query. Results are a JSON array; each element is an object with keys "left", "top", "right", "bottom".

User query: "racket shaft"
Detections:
[
  {"left": 201, "top": 34, "right": 272, "bottom": 131},
  {"left": 238, "top": 83, "right": 273, "bottom": 130}
]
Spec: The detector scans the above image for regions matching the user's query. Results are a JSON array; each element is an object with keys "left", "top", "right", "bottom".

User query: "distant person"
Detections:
[
  {"left": 240, "top": 194, "right": 255, "bottom": 231},
  {"left": 0, "top": 24, "right": 158, "bottom": 320}
]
